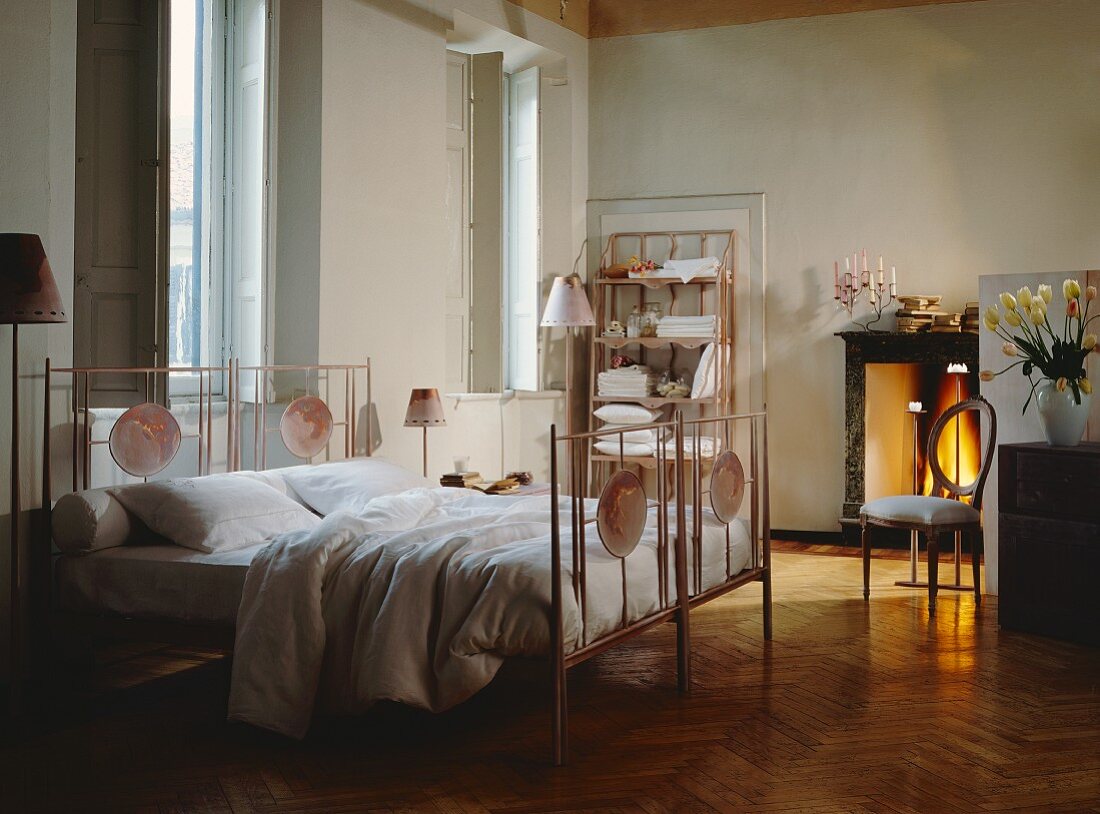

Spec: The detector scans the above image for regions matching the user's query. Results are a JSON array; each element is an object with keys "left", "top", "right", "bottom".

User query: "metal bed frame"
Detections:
[
  {"left": 549, "top": 409, "right": 771, "bottom": 764},
  {"left": 38, "top": 359, "right": 372, "bottom": 650}
]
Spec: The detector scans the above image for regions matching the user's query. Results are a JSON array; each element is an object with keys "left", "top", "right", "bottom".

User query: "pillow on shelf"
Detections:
[
  {"left": 593, "top": 440, "right": 655, "bottom": 457},
  {"left": 691, "top": 343, "right": 717, "bottom": 400},
  {"left": 281, "top": 457, "right": 431, "bottom": 516},
  {"left": 109, "top": 473, "right": 321, "bottom": 554},
  {"left": 597, "top": 425, "right": 658, "bottom": 445},
  {"left": 593, "top": 403, "right": 662, "bottom": 425}
]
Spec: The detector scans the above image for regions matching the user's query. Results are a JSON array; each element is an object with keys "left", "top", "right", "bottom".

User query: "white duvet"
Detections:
[{"left": 228, "top": 487, "right": 750, "bottom": 738}]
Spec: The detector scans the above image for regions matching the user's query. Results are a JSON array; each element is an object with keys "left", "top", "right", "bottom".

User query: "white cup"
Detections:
[{"left": 453, "top": 456, "right": 469, "bottom": 473}]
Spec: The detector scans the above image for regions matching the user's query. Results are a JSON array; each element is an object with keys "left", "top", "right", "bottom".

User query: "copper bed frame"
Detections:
[
  {"left": 39, "top": 359, "right": 372, "bottom": 650},
  {"left": 549, "top": 409, "right": 771, "bottom": 764},
  {"left": 36, "top": 360, "right": 771, "bottom": 765}
]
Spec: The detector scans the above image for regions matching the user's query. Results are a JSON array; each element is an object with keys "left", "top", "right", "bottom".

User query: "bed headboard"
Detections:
[
  {"left": 43, "top": 358, "right": 373, "bottom": 502},
  {"left": 45, "top": 362, "right": 234, "bottom": 498},
  {"left": 231, "top": 360, "right": 372, "bottom": 470}
]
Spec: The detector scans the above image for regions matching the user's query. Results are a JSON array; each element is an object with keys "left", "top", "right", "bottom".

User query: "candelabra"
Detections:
[{"left": 833, "top": 248, "right": 897, "bottom": 332}]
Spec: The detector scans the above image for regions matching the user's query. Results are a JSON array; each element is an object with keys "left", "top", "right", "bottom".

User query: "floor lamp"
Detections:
[
  {"left": 404, "top": 388, "right": 445, "bottom": 477},
  {"left": 1, "top": 234, "right": 67, "bottom": 714},
  {"left": 540, "top": 275, "right": 595, "bottom": 493}
]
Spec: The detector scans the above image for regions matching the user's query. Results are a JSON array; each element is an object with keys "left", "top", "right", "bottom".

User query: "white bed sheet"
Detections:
[
  {"left": 55, "top": 542, "right": 265, "bottom": 625},
  {"left": 53, "top": 494, "right": 752, "bottom": 629}
]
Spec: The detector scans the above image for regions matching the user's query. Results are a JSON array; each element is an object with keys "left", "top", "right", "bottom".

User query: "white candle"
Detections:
[
  {"left": 908, "top": 401, "right": 923, "bottom": 413},
  {"left": 845, "top": 256, "right": 850, "bottom": 273},
  {"left": 878, "top": 255, "right": 884, "bottom": 272},
  {"left": 834, "top": 260, "right": 840, "bottom": 295},
  {"left": 862, "top": 249, "right": 868, "bottom": 273},
  {"left": 891, "top": 265, "right": 897, "bottom": 287}
]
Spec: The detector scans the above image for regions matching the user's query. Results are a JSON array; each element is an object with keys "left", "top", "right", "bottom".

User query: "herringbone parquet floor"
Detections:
[{"left": 4, "top": 550, "right": 1100, "bottom": 813}]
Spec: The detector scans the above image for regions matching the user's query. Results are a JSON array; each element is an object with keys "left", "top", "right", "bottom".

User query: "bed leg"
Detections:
[
  {"left": 552, "top": 664, "right": 568, "bottom": 766},
  {"left": 762, "top": 567, "right": 773, "bottom": 641}
]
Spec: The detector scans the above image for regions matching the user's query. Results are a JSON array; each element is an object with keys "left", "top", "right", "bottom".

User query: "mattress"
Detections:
[
  {"left": 55, "top": 542, "right": 265, "bottom": 626},
  {"left": 53, "top": 503, "right": 753, "bottom": 628}
]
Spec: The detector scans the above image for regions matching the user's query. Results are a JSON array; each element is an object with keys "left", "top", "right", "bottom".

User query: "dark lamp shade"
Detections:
[
  {"left": 0, "top": 233, "right": 67, "bottom": 324},
  {"left": 404, "top": 388, "right": 446, "bottom": 427}
]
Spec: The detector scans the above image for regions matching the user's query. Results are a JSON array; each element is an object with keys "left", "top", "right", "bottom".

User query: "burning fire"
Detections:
[{"left": 919, "top": 373, "right": 981, "bottom": 499}]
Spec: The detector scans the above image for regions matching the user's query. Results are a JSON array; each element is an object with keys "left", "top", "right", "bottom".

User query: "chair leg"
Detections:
[
  {"left": 861, "top": 522, "right": 871, "bottom": 601},
  {"left": 972, "top": 529, "right": 982, "bottom": 607},
  {"left": 926, "top": 532, "right": 939, "bottom": 618}
]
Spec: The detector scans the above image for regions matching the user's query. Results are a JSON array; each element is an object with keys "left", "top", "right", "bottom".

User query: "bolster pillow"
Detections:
[{"left": 52, "top": 488, "right": 135, "bottom": 554}]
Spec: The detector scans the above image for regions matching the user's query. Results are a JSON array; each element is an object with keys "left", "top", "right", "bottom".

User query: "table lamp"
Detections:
[
  {"left": 404, "top": 388, "right": 445, "bottom": 476},
  {"left": 540, "top": 274, "right": 595, "bottom": 439},
  {"left": 1, "top": 233, "right": 67, "bottom": 713}
]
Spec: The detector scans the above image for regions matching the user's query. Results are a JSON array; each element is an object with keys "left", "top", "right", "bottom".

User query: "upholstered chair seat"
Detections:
[
  {"left": 861, "top": 496, "right": 979, "bottom": 527},
  {"left": 860, "top": 396, "right": 997, "bottom": 618}
]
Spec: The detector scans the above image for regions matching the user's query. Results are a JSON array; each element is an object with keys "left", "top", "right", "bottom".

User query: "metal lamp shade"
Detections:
[
  {"left": 404, "top": 388, "right": 446, "bottom": 427},
  {"left": 0, "top": 233, "right": 67, "bottom": 324},
  {"left": 540, "top": 275, "right": 595, "bottom": 327}
]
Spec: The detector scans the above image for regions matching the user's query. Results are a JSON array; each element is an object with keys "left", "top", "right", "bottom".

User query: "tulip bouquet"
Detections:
[{"left": 980, "top": 280, "right": 1097, "bottom": 413}]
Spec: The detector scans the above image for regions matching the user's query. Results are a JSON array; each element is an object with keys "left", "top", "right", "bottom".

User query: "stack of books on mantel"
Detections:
[
  {"left": 895, "top": 295, "right": 943, "bottom": 334},
  {"left": 931, "top": 312, "right": 964, "bottom": 333},
  {"left": 962, "top": 301, "right": 980, "bottom": 333}
]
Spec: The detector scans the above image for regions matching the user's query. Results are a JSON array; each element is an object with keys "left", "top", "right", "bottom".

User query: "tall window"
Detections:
[
  {"left": 169, "top": 0, "right": 268, "bottom": 393},
  {"left": 505, "top": 67, "right": 540, "bottom": 392}
]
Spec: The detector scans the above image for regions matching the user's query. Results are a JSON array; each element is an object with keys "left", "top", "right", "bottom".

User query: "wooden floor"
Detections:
[{"left": 4, "top": 549, "right": 1100, "bottom": 813}]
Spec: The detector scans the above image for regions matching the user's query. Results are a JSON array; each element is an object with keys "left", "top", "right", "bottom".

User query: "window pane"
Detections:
[{"left": 169, "top": 0, "right": 211, "bottom": 369}]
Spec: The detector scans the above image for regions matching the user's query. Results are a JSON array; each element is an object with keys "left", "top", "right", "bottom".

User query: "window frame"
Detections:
[{"left": 167, "top": 0, "right": 274, "bottom": 400}]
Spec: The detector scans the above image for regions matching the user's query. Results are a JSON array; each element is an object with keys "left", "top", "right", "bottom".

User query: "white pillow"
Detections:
[
  {"left": 593, "top": 403, "right": 662, "bottom": 425},
  {"left": 109, "top": 473, "right": 321, "bottom": 553},
  {"left": 598, "top": 425, "right": 657, "bottom": 444},
  {"left": 594, "top": 440, "right": 655, "bottom": 457},
  {"left": 692, "top": 343, "right": 717, "bottom": 400},
  {"left": 281, "top": 457, "right": 431, "bottom": 516},
  {"left": 52, "top": 489, "right": 136, "bottom": 554}
]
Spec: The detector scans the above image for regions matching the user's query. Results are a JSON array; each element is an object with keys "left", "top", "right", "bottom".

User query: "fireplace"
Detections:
[{"left": 838, "top": 331, "right": 979, "bottom": 541}]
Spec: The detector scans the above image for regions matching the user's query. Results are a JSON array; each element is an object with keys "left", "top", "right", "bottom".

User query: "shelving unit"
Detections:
[{"left": 588, "top": 230, "right": 737, "bottom": 480}]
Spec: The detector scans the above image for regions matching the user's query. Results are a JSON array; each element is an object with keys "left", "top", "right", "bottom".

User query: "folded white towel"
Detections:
[{"left": 662, "top": 257, "right": 721, "bottom": 283}]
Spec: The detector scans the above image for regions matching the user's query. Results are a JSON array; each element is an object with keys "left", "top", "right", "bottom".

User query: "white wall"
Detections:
[
  {"left": 309, "top": 0, "right": 588, "bottom": 478},
  {"left": 0, "top": 0, "right": 77, "bottom": 678},
  {"left": 589, "top": 0, "right": 1100, "bottom": 530}
]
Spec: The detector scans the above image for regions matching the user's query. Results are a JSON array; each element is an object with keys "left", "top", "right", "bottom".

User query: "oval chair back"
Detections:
[{"left": 926, "top": 396, "right": 998, "bottom": 511}]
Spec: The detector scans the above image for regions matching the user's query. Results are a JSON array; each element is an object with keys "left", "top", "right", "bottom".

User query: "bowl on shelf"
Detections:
[{"left": 602, "top": 263, "right": 630, "bottom": 279}]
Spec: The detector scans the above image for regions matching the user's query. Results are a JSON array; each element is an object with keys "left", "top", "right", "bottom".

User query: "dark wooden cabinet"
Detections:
[{"left": 999, "top": 443, "right": 1100, "bottom": 645}]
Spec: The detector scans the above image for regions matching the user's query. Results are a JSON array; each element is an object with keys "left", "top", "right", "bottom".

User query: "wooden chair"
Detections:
[{"left": 860, "top": 396, "right": 997, "bottom": 617}]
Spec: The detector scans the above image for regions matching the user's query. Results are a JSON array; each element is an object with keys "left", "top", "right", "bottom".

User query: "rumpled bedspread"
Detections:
[{"left": 227, "top": 487, "right": 739, "bottom": 738}]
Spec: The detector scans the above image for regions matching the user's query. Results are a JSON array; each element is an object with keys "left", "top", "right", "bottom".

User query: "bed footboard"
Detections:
[
  {"left": 548, "top": 409, "right": 771, "bottom": 765},
  {"left": 549, "top": 413, "right": 688, "bottom": 765}
]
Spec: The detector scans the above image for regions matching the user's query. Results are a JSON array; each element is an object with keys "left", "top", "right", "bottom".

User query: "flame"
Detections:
[{"left": 920, "top": 374, "right": 980, "bottom": 499}]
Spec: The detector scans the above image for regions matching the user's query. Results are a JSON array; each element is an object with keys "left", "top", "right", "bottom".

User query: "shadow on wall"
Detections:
[{"left": 358, "top": 401, "right": 382, "bottom": 456}]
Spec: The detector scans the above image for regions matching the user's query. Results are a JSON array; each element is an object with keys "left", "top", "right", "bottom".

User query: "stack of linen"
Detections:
[
  {"left": 656, "top": 315, "right": 716, "bottom": 338},
  {"left": 593, "top": 424, "right": 660, "bottom": 457},
  {"left": 664, "top": 435, "right": 722, "bottom": 459},
  {"left": 598, "top": 365, "right": 657, "bottom": 398}
]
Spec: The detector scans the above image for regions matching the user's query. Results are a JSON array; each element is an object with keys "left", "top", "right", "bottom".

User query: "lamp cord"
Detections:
[{"left": 571, "top": 238, "right": 588, "bottom": 279}]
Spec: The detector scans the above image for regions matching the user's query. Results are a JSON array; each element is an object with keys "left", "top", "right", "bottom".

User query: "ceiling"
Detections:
[{"left": 509, "top": 0, "right": 997, "bottom": 38}]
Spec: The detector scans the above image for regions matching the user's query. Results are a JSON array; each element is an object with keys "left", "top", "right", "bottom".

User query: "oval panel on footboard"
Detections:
[
  {"left": 596, "top": 470, "right": 648, "bottom": 558},
  {"left": 710, "top": 450, "right": 746, "bottom": 523}
]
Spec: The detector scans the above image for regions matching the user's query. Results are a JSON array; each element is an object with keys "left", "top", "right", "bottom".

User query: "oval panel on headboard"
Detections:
[
  {"left": 280, "top": 395, "right": 334, "bottom": 459},
  {"left": 109, "top": 402, "right": 182, "bottom": 477}
]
